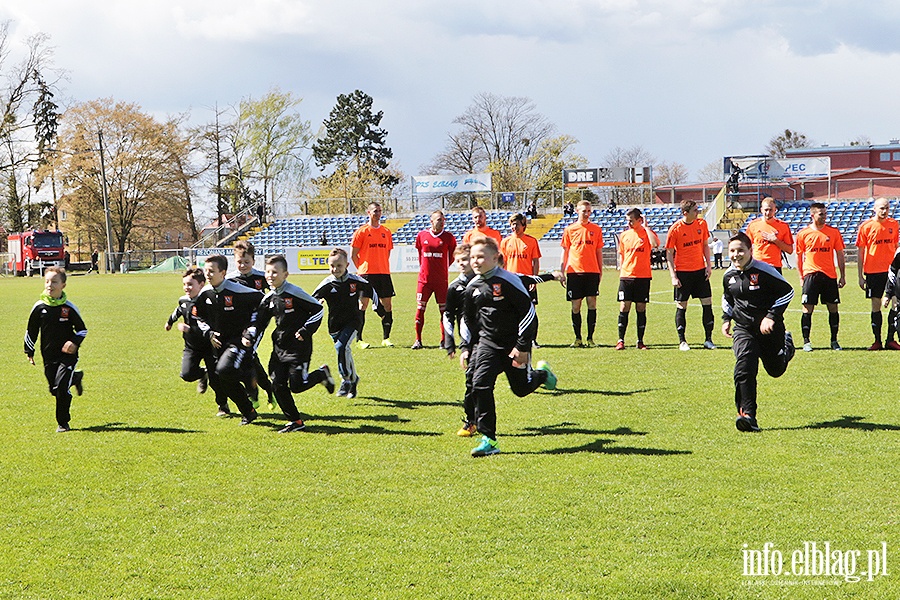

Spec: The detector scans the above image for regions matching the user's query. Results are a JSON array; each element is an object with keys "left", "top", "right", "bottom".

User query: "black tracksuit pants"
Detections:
[
  {"left": 731, "top": 322, "right": 789, "bottom": 418},
  {"left": 469, "top": 342, "right": 547, "bottom": 441}
]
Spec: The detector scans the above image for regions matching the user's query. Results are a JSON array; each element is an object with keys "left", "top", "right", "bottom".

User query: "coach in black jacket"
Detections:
[{"left": 722, "top": 232, "right": 795, "bottom": 433}]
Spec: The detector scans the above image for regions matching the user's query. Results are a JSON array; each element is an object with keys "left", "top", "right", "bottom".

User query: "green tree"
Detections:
[
  {"left": 766, "top": 129, "right": 810, "bottom": 158},
  {"left": 0, "top": 21, "right": 57, "bottom": 232},
  {"left": 313, "top": 90, "right": 399, "bottom": 197},
  {"left": 235, "top": 88, "right": 312, "bottom": 209},
  {"left": 48, "top": 99, "right": 197, "bottom": 264},
  {"left": 429, "top": 93, "right": 556, "bottom": 191}
]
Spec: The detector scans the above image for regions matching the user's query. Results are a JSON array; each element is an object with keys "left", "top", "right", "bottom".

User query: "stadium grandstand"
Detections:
[
  {"left": 246, "top": 206, "right": 687, "bottom": 248},
  {"left": 243, "top": 198, "right": 890, "bottom": 250}
]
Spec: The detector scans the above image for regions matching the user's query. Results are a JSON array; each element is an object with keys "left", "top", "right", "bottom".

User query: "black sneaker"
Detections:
[
  {"left": 240, "top": 410, "right": 258, "bottom": 426},
  {"left": 278, "top": 420, "right": 306, "bottom": 433},
  {"left": 784, "top": 331, "right": 795, "bottom": 364},
  {"left": 347, "top": 378, "right": 359, "bottom": 399},
  {"left": 336, "top": 381, "right": 350, "bottom": 397},
  {"left": 72, "top": 370, "right": 84, "bottom": 396},
  {"left": 215, "top": 406, "right": 232, "bottom": 418},
  {"left": 56, "top": 424, "right": 70, "bottom": 433},
  {"left": 320, "top": 365, "right": 335, "bottom": 394},
  {"left": 735, "top": 415, "right": 761, "bottom": 432},
  {"left": 197, "top": 370, "right": 208, "bottom": 394}
]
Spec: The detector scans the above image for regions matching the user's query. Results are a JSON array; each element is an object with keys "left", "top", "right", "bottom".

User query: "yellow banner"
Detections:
[{"left": 296, "top": 249, "right": 332, "bottom": 270}]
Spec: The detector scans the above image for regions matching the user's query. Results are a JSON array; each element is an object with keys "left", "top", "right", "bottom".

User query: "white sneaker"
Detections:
[
  {"left": 679, "top": 341, "right": 690, "bottom": 351},
  {"left": 703, "top": 340, "right": 716, "bottom": 350}
]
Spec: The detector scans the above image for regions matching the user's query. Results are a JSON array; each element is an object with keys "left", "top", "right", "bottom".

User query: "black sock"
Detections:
[
  {"left": 358, "top": 311, "right": 366, "bottom": 341},
  {"left": 637, "top": 311, "right": 647, "bottom": 343},
  {"left": 801, "top": 313, "right": 812, "bottom": 343},
  {"left": 675, "top": 308, "right": 687, "bottom": 343},
  {"left": 702, "top": 304, "right": 715, "bottom": 341},
  {"left": 587, "top": 309, "right": 597, "bottom": 340},
  {"left": 872, "top": 311, "right": 883, "bottom": 344},
  {"left": 888, "top": 308, "right": 898, "bottom": 342},
  {"left": 617, "top": 311, "right": 629, "bottom": 341},
  {"left": 382, "top": 311, "right": 393, "bottom": 339},
  {"left": 572, "top": 312, "right": 582, "bottom": 340},
  {"left": 829, "top": 311, "right": 840, "bottom": 342}
]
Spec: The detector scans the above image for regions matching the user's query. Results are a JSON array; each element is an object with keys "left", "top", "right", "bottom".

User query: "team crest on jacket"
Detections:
[
  {"left": 492, "top": 283, "right": 502, "bottom": 297},
  {"left": 255, "top": 280, "right": 263, "bottom": 289},
  {"left": 285, "top": 298, "right": 293, "bottom": 309},
  {"left": 191, "top": 306, "right": 198, "bottom": 316},
  {"left": 749, "top": 273, "right": 759, "bottom": 290},
  {"left": 61, "top": 306, "right": 70, "bottom": 318},
  {"left": 224, "top": 296, "right": 233, "bottom": 307},
  {"left": 349, "top": 283, "right": 357, "bottom": 293}
]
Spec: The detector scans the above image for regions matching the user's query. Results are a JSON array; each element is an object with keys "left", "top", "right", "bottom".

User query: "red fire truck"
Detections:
[{"left": 7, "top": 230, "right": 66, "bottom": 276}]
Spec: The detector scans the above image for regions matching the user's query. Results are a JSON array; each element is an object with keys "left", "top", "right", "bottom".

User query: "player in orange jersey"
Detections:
[
  {"left": 351, "top": 202, "right": 395, "bottom": 348},
  {"left": 560, "top": 199, "right": 603, "bottom": 346},
  {"left": 795, "top": 202, "right": 846, "bottom": 351},
  {"left": 616, "top": 208, "right": 659, "bottom": 350},
  {"left": 462, "top": 206, "right": 502, "bottom": 245},
  {"left": 745, "top": 197, "right": 794, "bottom": 272},
  {"left": 855, "top": 197, "right": 900, "bottom": 350},
  {"left": 665, "top": 200, "right": 715, "bottom": 351},
  {"left": 501, "top": 212, "right": 544, "bottom": 345}
]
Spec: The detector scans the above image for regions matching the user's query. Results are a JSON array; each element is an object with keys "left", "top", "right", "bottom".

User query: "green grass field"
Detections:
[{"left": 0, "top": 268, "right": 897, "bottom": 599}]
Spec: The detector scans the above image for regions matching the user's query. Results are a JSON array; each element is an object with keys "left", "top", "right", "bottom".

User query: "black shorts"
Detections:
[
  {"left": 360, "top": 273, "right": 395, "bottom": 298},
  {"left": 865, "top": 272, "right": 888, "bottom": 299},
  {"left": 673, "top": 269, "right": 711, "bottom": 302},
  {"left": 801, "top": 272, "right": 840, "bottom": 305},
  {"left": 618, "top": 278, "right": 651, "bottom": 303},
  {"left": 566, "top": 272, "right": 600, "bottom": 301}
]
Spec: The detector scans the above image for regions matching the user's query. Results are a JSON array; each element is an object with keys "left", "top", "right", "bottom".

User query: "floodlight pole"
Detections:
[{"left": 98, "top": 130, "right": 115, "bottom": 273}]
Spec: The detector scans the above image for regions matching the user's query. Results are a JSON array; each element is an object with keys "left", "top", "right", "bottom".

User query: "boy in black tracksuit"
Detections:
[
  {"left": 165, "top": 267, "right": 226, "bottom": 406},
  {"left": 229, "top": 240, "right": 275, "bottom": 410},
  {"left": 312, "top": 248, "right": 379, "bottom": 399},
  {"left": 194, "top": 254, "right": 264, "bottom": 425},
  {"left": 24, "top": 267, "right": 87, "bottom": 432},
  {"left": 461, "top": 238, "right": 557, "bottom": 457},
  {"left": 445, "top": 243, "right": 563, "bottom": 438},
  {"left": 722, "top": 232, "right": 795, "bottom": 432},
  {"left": 247, "top": 255, "right": 335, "bottom": 433}
]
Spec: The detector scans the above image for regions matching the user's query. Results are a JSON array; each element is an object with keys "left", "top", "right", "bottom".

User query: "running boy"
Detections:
[
  {"left": 312, "top": 248, "right": 379, "bottom": 399},
  {"left": 24, "top": 267, "right": 87, "bottom": 432},
  {"left": 447, "top": 242, "right": 563, "bottom": 438},
  {"left": 247, "top": 255, "right": 334, "bottom": 433},
  {"left": 460, "top": 237, "right": 557, "bottom": 457},
  {"left": 722, "top": 232, "right": 795, "bottom": 432},
  {"left": 228, "top": 240, "right": 275, "bottom": 409},
  {"left": 194, "top": 254, "right": 264, "bottom": 424},
  {"left": 165, "top": 267, "right": 224, "bottom": 405}
]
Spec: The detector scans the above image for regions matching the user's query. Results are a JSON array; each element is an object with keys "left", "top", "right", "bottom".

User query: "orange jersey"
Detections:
[
  {"left": 796, "top": 225, "right": 845, "bottom": 278},
  {"left": 351, "top": 224, "right": 393, "bottom": 274},
  {"left": 665, "top": 218, "right": 709, "bottom": 271},
  {"left": 745, "top": 217, "right": 793, "bottom": 268},
  {"left": 855, "top": 217, "right": 899, "bottom": 274},
  {"left": 500, "top": 233, "right": 541, "bottom": 275},
  {"left": 618, "top": 226, "right": 658, "bottom": 279},
  {"left": 561, "top": 221, "right": 603, "bottom": 273},
  {"left": 463, "top": 225, "right": 502, "bottom": 245}
]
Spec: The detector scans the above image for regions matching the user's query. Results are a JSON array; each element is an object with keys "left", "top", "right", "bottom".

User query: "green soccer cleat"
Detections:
[
  {"left": 535, "top": 360, "right": 557, "bottom": 390},
  {"left": 471, "top": 435, "right": 500, "bottom": 457}
]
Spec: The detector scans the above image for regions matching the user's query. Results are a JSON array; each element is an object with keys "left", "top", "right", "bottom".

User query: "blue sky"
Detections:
[{"left": 4, "top": 0, "right": 900, "bottom": 183}]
